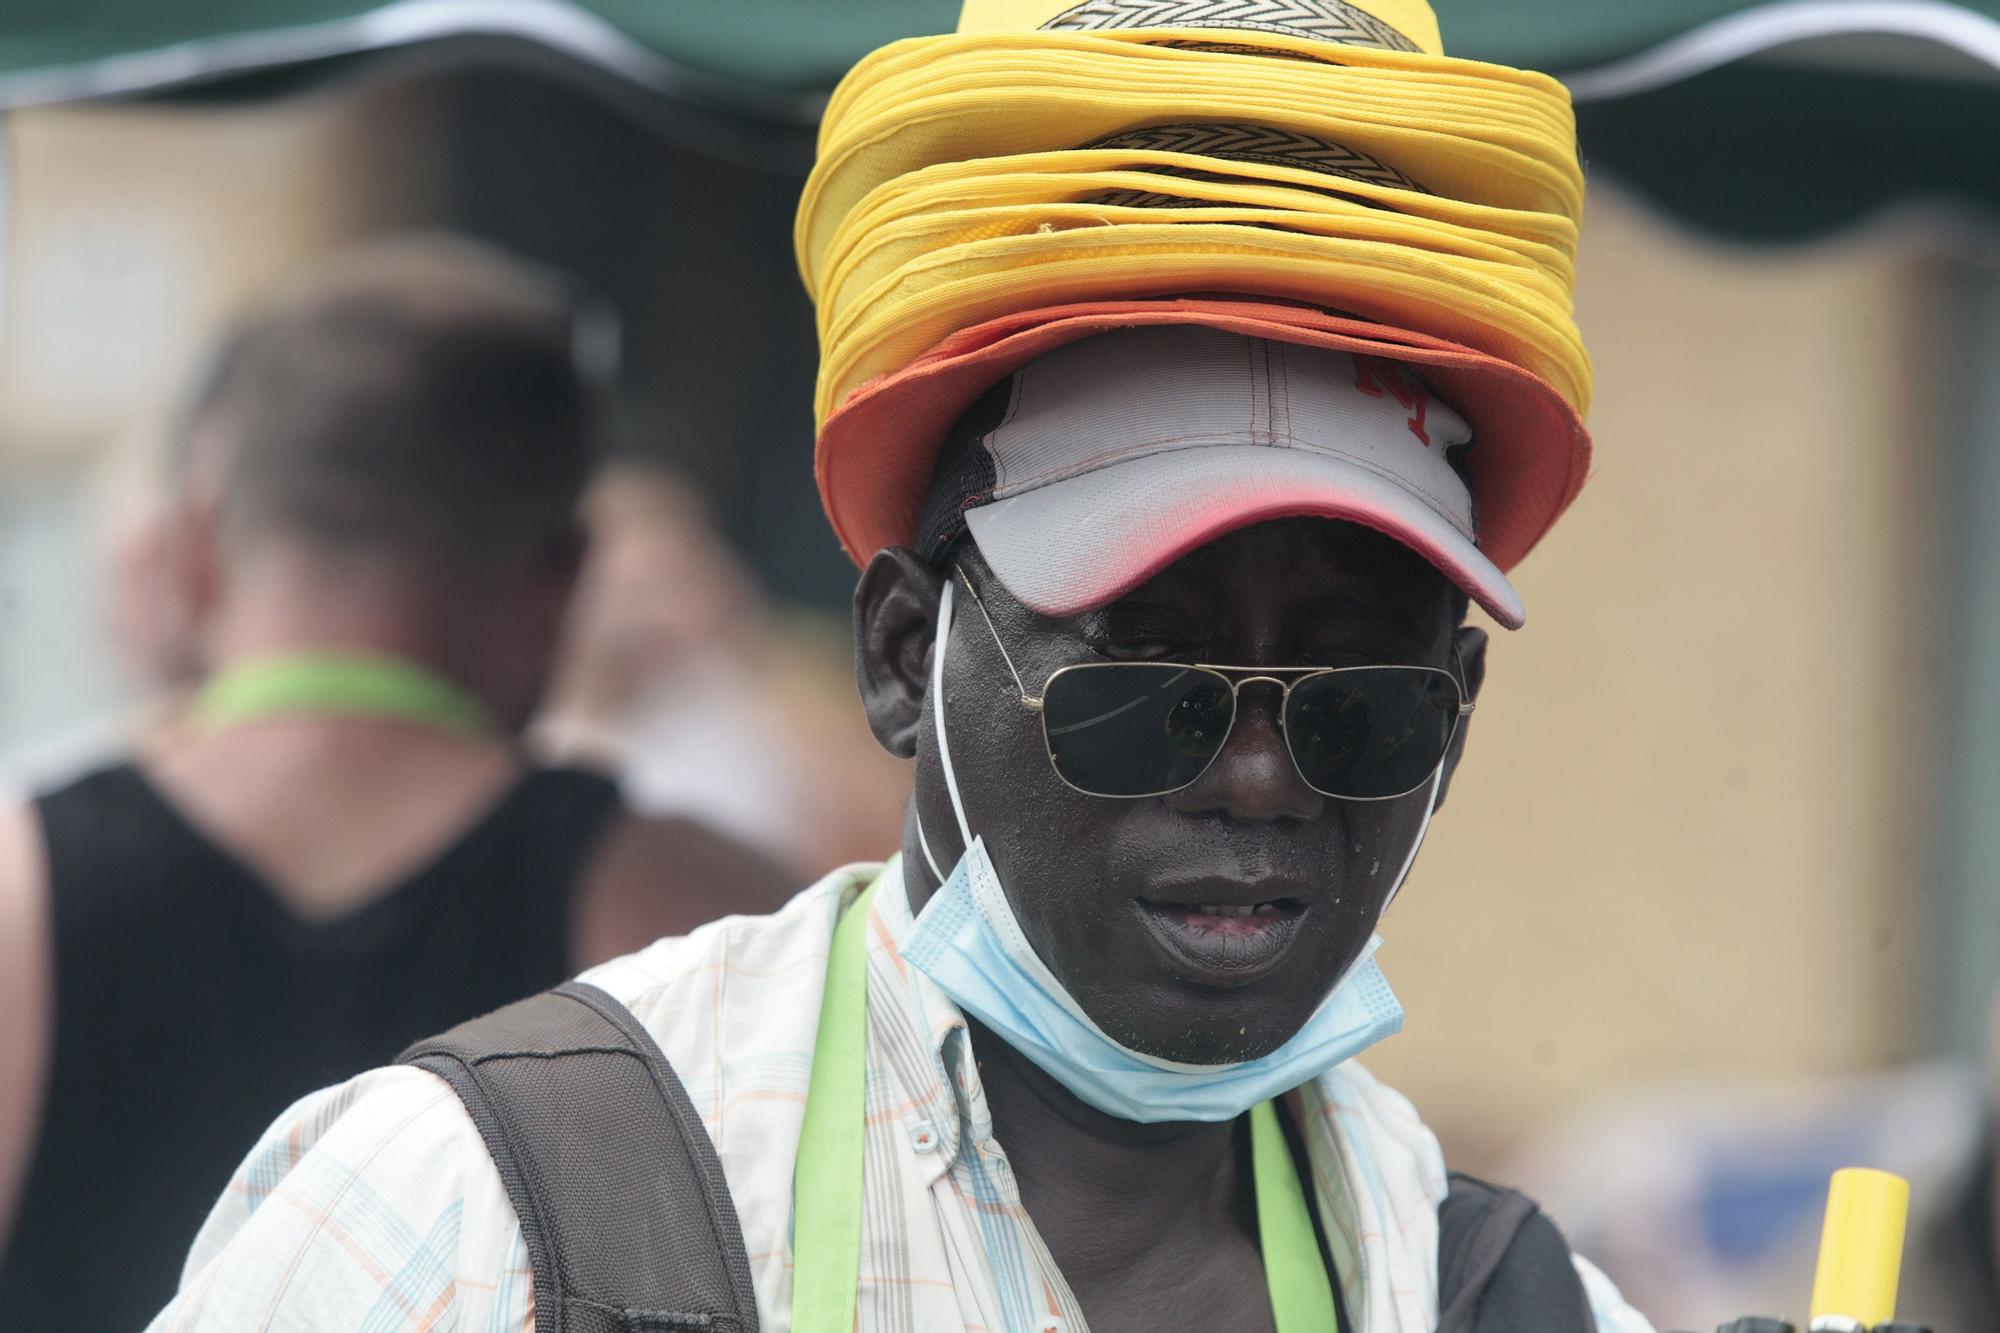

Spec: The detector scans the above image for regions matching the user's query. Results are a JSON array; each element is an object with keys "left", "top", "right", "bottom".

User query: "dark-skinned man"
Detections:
[{"left": 147, "top": 2, "right": 1654, "bottom": 1329}]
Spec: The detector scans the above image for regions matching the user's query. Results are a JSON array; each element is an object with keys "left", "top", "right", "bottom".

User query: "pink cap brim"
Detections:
[
  {"left": 817, "top": 299, "right": 1590, "bottom": 599},
  {"left": 964, "top": 442, "right": 1525, "bottom": 629}
]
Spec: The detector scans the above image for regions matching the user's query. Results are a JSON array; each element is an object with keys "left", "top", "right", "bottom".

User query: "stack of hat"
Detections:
[{"left": 797, "top": 0, "right": 1592, "bottom": 625}]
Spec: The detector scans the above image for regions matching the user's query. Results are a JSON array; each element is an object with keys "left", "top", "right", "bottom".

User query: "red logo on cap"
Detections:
[{"left": 1354, "top": 356, "right": 1433, "bottom": 448}]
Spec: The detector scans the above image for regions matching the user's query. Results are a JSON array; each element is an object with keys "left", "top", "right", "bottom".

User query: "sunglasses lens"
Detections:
[
  {"left": 1041, "top": 665, "right": 1235, "bottom": 797},
  {"left": 1284, "top": 668, "right": 1461, "bottom": 799}
]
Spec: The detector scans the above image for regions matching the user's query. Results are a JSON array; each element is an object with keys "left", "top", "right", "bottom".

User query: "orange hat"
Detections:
[{"left": 817, "top": 297, "right": 1587, "bottom": 627}]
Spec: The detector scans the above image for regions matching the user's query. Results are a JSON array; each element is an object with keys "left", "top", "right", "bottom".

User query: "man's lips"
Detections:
[
  {"left": 1130, "top": 891, "right": 1311, "bottom": 988},
  {"left": 1169, "top": 903, "right": 1293, "bottom": 932},
  {"left": 1136, "top": 875, "right": 1317, "bottom": 912}
]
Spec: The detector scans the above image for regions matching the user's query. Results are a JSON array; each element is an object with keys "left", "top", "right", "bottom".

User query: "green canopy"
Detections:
[{"left": 2, "top": 1, "right": 1997, "bottom": 238}]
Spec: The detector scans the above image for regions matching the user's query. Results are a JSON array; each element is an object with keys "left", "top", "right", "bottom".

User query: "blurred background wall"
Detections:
[
  {"left": 1371, "top": 189, "right": 1956, "bottom": 1154},
  {"left": 1, "top": 6, "right": 1997, "bottom": 1322}
]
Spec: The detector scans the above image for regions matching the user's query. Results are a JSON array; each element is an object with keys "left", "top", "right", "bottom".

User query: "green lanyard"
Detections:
[
  {"left": 191, "top": 652, "right": 495, "bottom": 739},
  {"left": 792, "top": 878, "right": 1341, "bottom": 1332}
]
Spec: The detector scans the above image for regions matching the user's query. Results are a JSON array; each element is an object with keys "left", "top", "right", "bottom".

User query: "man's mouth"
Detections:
[
  {"left": 1185, "top": 902, "right": 1288, "bottom": 929},
  {"left": 1132, "top": 896, "right": 1308, "bottom": 987}
]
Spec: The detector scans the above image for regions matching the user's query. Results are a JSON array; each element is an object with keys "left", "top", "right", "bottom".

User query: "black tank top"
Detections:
[{"left": 0, "top": 760, "right": 623, "bottom": 1332}]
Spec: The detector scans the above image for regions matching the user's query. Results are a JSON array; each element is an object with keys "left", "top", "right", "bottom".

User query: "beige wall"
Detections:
[
  {"left": 1367, "top": 188, "right": 1945, "bottom": 1164},
  {"left": 0, "top": 82, "right": 445, "bottom": 474}
]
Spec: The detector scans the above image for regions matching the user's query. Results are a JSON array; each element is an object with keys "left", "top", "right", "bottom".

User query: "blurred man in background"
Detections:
[{"left": 0, "top": 236, "right": 791, "bottom": 1330}]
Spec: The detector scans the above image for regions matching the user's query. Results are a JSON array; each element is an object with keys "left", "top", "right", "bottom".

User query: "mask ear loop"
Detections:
[
  {"left": 915, "top": 810, "right": 946, "bottom": 884},
  {"left": 1381, "top": 765, "right": 1444, "bottom": 909},
  {"left": 913, "top": 577, "right": 973, "bottom": 882}
]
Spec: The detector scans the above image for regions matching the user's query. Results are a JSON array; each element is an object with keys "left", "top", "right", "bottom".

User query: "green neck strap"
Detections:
[
  {"left": 192, "top": 652, "right": 495, "bottom": 739},
  {"left": 1251, "top": 1099, "right": 1343, "bottom": 1330},
  {"left": 791, "top": 874, "right": 1340, "bottom": 1332}
]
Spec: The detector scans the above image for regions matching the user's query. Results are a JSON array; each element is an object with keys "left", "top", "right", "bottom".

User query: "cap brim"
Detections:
[
  {"left": 815, "top": 297, "right": 1589, "bottom": 616},
  {"left": 964, "top": 442, "right": 1525, "bottom": 629}
]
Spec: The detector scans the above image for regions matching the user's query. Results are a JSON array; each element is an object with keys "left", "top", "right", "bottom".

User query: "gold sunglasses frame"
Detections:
[{"left": 952, "top": 565, "right": 1474, "bottom": 802}]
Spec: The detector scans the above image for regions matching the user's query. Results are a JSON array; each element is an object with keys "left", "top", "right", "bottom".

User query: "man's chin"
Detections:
[
  {"left": 1046, "top": 910, "right": 1368, "bottom": 1065},
  {"left": 1087, "top": 980, "right": 1319, "bottom": 1067}
]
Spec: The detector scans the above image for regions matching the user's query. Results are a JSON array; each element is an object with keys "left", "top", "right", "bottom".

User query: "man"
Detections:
[
  {"left": 147, "top": 4, "right": 1654, "bottom": 1329},
  {"left": 0, "top": 237, "right": 791, "bottom": 1330}
]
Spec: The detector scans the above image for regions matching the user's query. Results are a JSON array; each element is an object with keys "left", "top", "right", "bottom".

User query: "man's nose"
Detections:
[{"left": 1163, "top": 682, "right": 1324, "bottom": 822}]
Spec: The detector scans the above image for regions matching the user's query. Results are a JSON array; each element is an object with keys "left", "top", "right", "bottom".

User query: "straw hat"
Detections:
[{"left": 801, "top": 0, "right": 1592, "bottom": 617}]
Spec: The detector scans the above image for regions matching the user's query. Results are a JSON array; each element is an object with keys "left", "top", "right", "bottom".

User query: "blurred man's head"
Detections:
[{"left": 167, "top": 236, "right": 604, "bottom": 731}]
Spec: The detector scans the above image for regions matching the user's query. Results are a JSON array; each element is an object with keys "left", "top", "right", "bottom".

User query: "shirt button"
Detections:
[{"left": 909, "top": 1122, "right": 939, "bottom": 1153}]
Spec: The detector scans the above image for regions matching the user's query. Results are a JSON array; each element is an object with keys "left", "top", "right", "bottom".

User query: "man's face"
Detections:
[{"left": 859, "top": 515, "right": 1486, "bottom": 1065}]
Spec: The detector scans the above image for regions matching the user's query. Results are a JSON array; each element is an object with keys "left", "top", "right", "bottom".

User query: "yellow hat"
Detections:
[
  {"left": 798, "top": 0, "right": 1590, "bottom": 425},
  {"left": 957, "top": 0, "right": 1448, "bottom": 54}
]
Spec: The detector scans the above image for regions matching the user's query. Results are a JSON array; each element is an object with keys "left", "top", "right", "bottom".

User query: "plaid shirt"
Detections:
[{"left": 148, "top": 863, "right": 1652, "bottom": 1333}]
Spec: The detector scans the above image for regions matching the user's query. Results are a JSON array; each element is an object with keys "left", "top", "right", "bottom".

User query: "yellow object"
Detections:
[
  {"left": 798, "top": 0, "right": 1592, "bottom": 429},
  {"left": 957, "top": 0, "right": 1447, "bottom": 56},
  {"left": 1808, "top": 1168, "right": 1910, "bottom": 1327}
]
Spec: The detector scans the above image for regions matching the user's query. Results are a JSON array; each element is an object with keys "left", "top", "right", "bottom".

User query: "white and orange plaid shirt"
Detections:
[{"left": 147, "top": 862, "right": 1652, "bottom": 1333}]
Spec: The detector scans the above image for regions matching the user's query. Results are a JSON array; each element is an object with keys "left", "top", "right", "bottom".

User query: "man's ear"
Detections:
[
  {"left": 1432, "top": 624, "right": 1488, "bottom": 812},
  {"left": 159, "top": 493, "right": 225, "bottom": 670},
  {"left": 854, "top": 547, "right": 943, "bottom": 759}
]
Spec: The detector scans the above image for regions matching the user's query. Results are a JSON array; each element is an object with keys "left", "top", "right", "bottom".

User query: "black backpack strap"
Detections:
[
  {"left": 399, "top": 981, "right": 759, "bottom": 1333},
  {"left": 1437, "top": 1172, "right": 1595, "bottom": 1333}
]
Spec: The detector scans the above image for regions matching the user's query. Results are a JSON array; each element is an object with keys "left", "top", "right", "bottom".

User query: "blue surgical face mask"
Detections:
[{"left": 901, "top": 577, "right": 1431, "bottom": 1124}]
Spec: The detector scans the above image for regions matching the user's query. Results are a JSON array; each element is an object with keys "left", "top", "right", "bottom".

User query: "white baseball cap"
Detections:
[{"left": 913, "top": 322, "right": 1522, "bottom": 628}]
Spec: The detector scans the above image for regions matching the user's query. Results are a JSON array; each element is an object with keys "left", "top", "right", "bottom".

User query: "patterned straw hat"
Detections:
[{"left": 801, "top": 0, "right": 1591, "bottom": 626}]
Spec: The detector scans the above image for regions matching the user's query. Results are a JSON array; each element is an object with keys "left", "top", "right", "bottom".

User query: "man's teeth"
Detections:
[{"left": 1195, "top": 904, "right": 1260, "bottom": 917}]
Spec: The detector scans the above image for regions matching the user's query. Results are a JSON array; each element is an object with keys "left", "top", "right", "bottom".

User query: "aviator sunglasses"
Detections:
[{"left": 952, "top": 566, "right": 1473, "bottom": 802}]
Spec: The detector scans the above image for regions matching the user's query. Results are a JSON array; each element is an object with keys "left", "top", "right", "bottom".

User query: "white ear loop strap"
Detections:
[
  {"left": 915, "top": 805, "right": 946, "bottom": 883},
  {"left": 932, "top": 578, "right": 974, "bottom": 849},
  {"left": 1382, "top": 765, "right": 1444, "bottom": 908},
  {"left": 914, "top": 578, "right": 972, "bottom": 882}
]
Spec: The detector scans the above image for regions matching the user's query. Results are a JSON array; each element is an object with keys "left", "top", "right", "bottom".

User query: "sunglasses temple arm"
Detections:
[
  {"left": 952, "top": 565, "right": 1043, "bottom": 709},
  {"left": 1451, "top": 645, "right": 1476, "bottom": 715}
]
